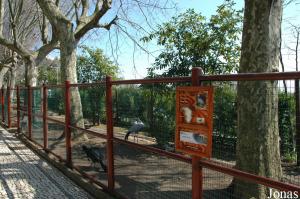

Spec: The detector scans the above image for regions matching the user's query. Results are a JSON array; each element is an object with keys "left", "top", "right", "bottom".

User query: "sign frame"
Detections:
[{"left": 175, "top": 86, "right": 213, "bottom": 158}]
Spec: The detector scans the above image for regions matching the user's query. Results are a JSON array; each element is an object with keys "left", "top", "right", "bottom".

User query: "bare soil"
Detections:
[{"left": 16, "top": 113, "right": 300, "bottom": 199}]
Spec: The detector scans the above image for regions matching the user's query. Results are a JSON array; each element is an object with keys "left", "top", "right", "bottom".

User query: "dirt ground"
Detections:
[{"left": 16, "top": 113, "right": 300, "bottom": 199}]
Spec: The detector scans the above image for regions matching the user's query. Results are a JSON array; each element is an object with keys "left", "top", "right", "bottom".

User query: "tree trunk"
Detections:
[
  {"left": 24, "top": 58, "right": 37, "bottom": 87},
  {"left": 5, "top": 68, "right": 16, "bottom": 123},
  {"left": 235, "top": 0, "right": 282, "bottom": 199},
  {"left": 60, "top": 27, "right": 85, "bottom": 139},
  {"left": 0, "top": 68, "right": 9, "bottom": 88},
  {"left": 9, "top": 67, "right": 16, "bottom": 99}
]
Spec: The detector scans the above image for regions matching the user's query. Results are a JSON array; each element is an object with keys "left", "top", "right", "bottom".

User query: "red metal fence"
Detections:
[{"left": 1, "top": 68, "right": 300, "bottom": 199}]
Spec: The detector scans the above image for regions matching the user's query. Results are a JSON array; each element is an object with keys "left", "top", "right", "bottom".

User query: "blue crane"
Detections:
[{"left": 124, "top": 119, "right": 145, "bottom": 142}]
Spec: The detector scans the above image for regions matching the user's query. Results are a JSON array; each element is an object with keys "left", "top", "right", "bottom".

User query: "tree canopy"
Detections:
[
  {"left": 77, "top": 46, "right": 119, "bottom": 83},
  {"left": 143, "top": 1, "right": 242, "bottom": 77}
]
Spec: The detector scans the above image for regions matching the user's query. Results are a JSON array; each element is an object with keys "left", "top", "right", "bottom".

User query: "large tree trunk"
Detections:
[
  {"left": 4, "top": 67, "right": 16, "bottom": 121},
  {"left": 9, "top": 67, "right": 16, "bottom": 98},
  {"left": 0, "top": 67, "right": 9, "bottom": 88},
  {"left": 60, "top": 26, "right": 85, "bottom": 139},
  {"left": 24, "top": 58, "right": 37, "bottom": 87},
  {"left": 235, "top": 0, "right": 282, "bottom": 199}
]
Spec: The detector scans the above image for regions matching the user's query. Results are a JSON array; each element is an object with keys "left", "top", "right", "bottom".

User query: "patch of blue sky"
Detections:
[{"left": 49, "top": 1, "right": 299, "bottom": 79}]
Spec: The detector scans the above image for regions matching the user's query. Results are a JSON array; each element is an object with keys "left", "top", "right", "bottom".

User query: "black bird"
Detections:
[
  {"left": 82, "top": 145, "right": 107, "bottom": 172},
  {"left": 124, "top": 119, "right": 145, "bottom": 141}
]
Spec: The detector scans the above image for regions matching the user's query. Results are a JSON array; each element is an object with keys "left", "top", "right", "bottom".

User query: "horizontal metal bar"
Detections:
[
  {"left": 115, "top": 137, "right": 299, "bottom": 191},
  {"left": 72, "top": 166, "right": 126, "bottom": 199},
  {"left": 198, "top": 159, "right": 300, "bottom": 192},
  {"left": 31, "top": 113, "right": 43, "bottom": 118},
  {"left": 14, "top": 72, "right": 300, "bottom": 90},
  {"left": 46, "top": 117, "right": 66, "bottom": 126},
  {"left": 23, "top": 134, "right": 65, "bottom": 162},
  {"left": 45, "top": 84, "right": 65, "bottom": 89},
  {"left": 21, "top": 133, "right": 116, "bottom": 197},
  {"left": 72, "top": 165, "right": 109, "bottom": 191},
  {"left": 198, "top": 71, "right": 300, "bottom": 81},
  {"left": 70, "top": 82, "right": 106, "bottom": 88},
  {"left": 113, "top": 137, "right": 191, "bottom": 163},
  {"left": 69, "top": 125, "right": 107, "bottom": 139},
  {"left": 31, "top": 86, "right": 42, "bottom": 90},
  {"left": 112, "top": 77, "right": 191, "bottom": 85}
]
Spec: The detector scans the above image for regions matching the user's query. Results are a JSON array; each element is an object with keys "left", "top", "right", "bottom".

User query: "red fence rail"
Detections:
[{"left": 1, "top": 69, "right": 300, "bottom": 199}]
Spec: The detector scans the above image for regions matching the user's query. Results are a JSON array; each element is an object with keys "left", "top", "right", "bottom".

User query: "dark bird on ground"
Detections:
[
  {"left": 82, "top": 145, "right": 107, "bottom": 172},
  {"left": 124, "top": 119, "right": 145, "bottom": 141}
]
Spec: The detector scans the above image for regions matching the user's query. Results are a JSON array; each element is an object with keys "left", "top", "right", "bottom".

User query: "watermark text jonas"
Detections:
[{"left": 267, "top": 189, "right": 299, "bottom": 199}]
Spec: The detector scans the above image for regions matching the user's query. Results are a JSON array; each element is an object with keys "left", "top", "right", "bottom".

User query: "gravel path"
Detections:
[{"left": 0, "top": 127, "right": 93, "bottom": 199}]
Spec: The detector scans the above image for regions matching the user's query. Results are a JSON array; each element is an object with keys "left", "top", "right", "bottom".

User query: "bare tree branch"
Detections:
[
  {"left": 0, "top": 36, "right": 32, "bottom": 58},
  {"left": 35, "top": 39, "right": 59, "bottom": 65},
  {"left": 75, "top": 0, "right": 112, "bottom": 40},
  {"left": 35, "top": 0, "right": 70, "bottom": 27},
  {"left": 80, "top": 0, "right": 88, "bottom": 18},
  {"left": 96, "top": 15, "right": 118, "bottom": 30}
]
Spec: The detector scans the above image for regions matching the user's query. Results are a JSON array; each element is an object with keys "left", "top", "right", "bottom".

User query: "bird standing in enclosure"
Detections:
[
  {"left": 124, "top": 119, "right": 145, "bottom": 142},
  {"left": 82, "top": 145, "right": 107, "bottom": 172}
]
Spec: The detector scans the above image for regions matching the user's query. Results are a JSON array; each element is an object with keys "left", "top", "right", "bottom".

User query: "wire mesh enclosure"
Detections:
[{"left": 1, "top": 69, "right": 299, "bottom": 199}]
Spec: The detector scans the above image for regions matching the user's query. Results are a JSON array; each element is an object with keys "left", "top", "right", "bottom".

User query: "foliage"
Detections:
[
  {"left": 282, "top": 151, "right": 297, "bottom": 163},
  {"left": 114, "top": 83, "right": 240, "bottom": 148},
  {"left": 38, "top": 66, "right": 59, "bottom": 85},
  {"left": 149, "top": 90, "right": 176, "bottom": 146},
  {"left": 114, "top": 85, "right": 147, "bottom": 125},
  {"left": 136, "top": 0, "right": 242, "bottom": 146},
  {"left": 37, "top": 58, "right": 61, "bottom": 85},
  {"left": 114, "top": 85, "right": 175, "bottom": 146},
  {"left": 79, "top": 86, "right": 106, "bottom": 125},
  {"left": 76, "top": 46, "right": 119, "bottom": 124},
  {"left": 77, "top": 46, "right": 119, "bottom": 83},
  {"left": 48, "top": 88, "right": 64, "bottom": 115},
  {"left": 278, "top": 92, "right": 296, "bottom": 156},
  {"left": 214, "top": 84, "right": 237, "bottom": 137},
  {"left": 142, "top": 0, "right": 243, "bottom": 77}
]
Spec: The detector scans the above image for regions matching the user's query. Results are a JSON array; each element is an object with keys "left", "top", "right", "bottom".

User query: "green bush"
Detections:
[
  {"left": 278, "top": 92, "right": 295, "bottom": 156},
  {"left": 214, "top": 84, "right": 237, "bottom": 137}
]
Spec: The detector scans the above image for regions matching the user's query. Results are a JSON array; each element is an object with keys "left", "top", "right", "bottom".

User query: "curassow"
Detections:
[{"left": 82, "top": 145, "right": 107, "bottom": 172}]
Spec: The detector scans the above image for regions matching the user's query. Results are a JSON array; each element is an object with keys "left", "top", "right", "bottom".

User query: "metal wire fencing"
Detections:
[{"left": 1, "top": 70, "right": 299, "bottom": 199}]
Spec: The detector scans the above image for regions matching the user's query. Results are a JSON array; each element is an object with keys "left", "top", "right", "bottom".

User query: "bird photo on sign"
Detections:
[
  {"left": 175, "top": 86, "right": 213, "bottom": 158},
  {"left": 196, "top": 92, "right": 207, "bottom": 109}
]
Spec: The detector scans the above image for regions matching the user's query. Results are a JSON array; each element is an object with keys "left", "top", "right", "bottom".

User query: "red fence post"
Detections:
[
  {"left": 7, "top": 86, "right": 11, "bottom": 128},
  {"left": 43, "top": 84, "right": 48, "bottom": 150},
  {"left": 106, "top": 76, "right": 115, "bottom": 192},
  {"left": 65, "top": 81, "right": 72, "bottom": 167},
  {"left": 191, "top": 67, "right": 204, "bottom": 199},
  {"left": 1, "top": 88, "right": 4, "bottom": 123},
  {"left": 17, "top": 86, "right": 20, "bottom": 133},
  {"left": 28, "top": 85, "right": 32, "bottom": 139}
]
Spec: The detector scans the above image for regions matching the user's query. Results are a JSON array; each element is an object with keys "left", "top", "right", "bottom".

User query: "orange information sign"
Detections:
[{"left": 175, "top": 86, "right": 213, "bottom": 158}]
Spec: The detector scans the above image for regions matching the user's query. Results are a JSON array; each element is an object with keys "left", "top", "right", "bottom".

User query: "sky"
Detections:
[
  {"left": 108, "top": 0, "right": 244, "bottom": 79},
  {"left": 49, "top": 0, "right": 300, "bottom": 80},
  {"left": 281, "top": 1, "right": 300, "bottom": 72}
]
